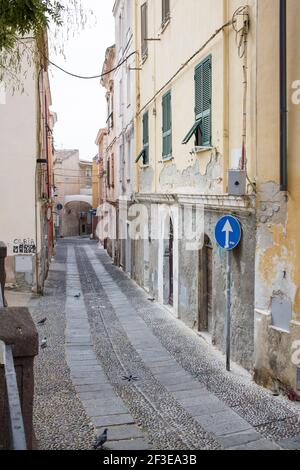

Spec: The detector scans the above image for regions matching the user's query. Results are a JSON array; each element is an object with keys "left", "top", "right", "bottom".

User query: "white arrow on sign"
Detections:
[{"left": 222, "top": 219, "right": 233, "bottom": 249}]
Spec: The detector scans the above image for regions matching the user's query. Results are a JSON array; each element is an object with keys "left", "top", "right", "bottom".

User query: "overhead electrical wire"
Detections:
[
  {"left": 18, "top": 35, "right": 136, "bottom": 80},
  {"left": 47, "top": 50, "right": 137, "bottom": 80}
]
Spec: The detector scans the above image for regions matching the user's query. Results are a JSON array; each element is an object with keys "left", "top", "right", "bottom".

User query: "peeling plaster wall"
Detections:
[
  {"left": 178, "top": 208, "right": 256, "bottom": 371},
  {"left": 159, "top": 150, "right": 223, "bottom": 195},
  {"left": 254, "top": 0, "right": 300, "bottom": 393},
  {"left": 255, "top": 181, "right": 299, "bottom": 391},
  {"left": 131, "top": 201, "right": 256, "bottom": 371},
  {"left": 256, "top": 182, "right": 295, "bottom": 313}
]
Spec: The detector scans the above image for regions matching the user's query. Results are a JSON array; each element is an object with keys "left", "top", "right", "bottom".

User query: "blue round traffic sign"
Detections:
[{"left": 215, "top": 215, "right": 241, "bottom": 251}]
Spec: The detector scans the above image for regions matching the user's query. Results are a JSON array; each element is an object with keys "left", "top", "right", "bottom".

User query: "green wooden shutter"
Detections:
[
  {"left": 194, "top": 56, "right": 212, "bottom": 146},
  {"left": 162, "top": 0, "right": 170, "bottom": 25},
  {"left": 194, "top": 64, "right": 203, "bottom": 120},
  {"left": 162, "top": 91, "right": 172, "bottom": 158},
  {"left": 143, "top": 111, "right": 149, "bottom": 164},
  {"left": 141, "top": 3, "right": 148, "bottom": 59}
]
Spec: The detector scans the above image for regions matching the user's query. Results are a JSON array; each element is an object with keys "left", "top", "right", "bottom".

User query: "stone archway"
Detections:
[{"left": 61, "top": 200, "right": 92, "bottom": 237}]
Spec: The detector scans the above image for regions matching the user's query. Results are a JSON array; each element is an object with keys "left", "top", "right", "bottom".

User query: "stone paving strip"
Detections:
[
  {"left": 30, "top": 244, "right": 95, "bottom": 450},
  {"left": 82, "top": 244, "right": 280, "bottom": 450},
  {"left": 94, "top": 243, "right": 300, "bottom": 446},
  {"left": 93, "top": 242, "right": 300, "bottom": 448},
  {"left": 65, "top": 246, "right": 151, "bottom": 450},
  {"left": 76, "top": 246, "right": 221, "bottom": 450}
]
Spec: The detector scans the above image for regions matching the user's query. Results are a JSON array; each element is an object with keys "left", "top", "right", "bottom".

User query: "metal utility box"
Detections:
[{"left": 228, "top": 170, "right": 247, "bottom": 196}]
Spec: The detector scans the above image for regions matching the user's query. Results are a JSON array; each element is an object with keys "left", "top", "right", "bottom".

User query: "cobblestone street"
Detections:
[{"left": 27, "top": 238, "right": 300, "bottom": 451}]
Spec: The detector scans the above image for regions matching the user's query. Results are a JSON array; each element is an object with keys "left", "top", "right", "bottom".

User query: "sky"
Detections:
[{"left": 49, "top": 0, "right": 115, "bottom": 161}]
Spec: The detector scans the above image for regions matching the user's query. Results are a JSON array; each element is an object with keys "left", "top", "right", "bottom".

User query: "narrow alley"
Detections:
[
  {"left": 2, "top": 0, "right": 300, "bottom": 456},
  {"left": 29, "top": 239, "right": 300, "bottom": 451}
]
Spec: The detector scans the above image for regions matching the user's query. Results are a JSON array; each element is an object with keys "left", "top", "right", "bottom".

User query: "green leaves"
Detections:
[{"left": 0, "top": 0, "right": 64, "bottom": 51}]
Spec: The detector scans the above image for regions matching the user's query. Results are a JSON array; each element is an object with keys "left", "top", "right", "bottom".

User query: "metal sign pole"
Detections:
[
  {"left": 226, "top": 250, "right": 232, "bottom": 372},
  {"left": 215, "top": 215, "right": 241, "bottom": 372}
]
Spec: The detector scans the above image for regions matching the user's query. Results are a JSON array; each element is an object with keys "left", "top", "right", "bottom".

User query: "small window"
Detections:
[
  {"left": 136, "top": 111, "right": 149, "bottom": 165},
  {"left": 142, "top": 111, "right": 149, "bottom": 164},
  {"left": 111, "top": 154, "right": 115, "bottom": 188},
  {"left": 162, "top": 91, "right": 172, "bottom": 159},
  {"left": 106, "top": 158, "right": 111, "bottom": 187},
  {"left": 127, "top": 66, "right": 131, "bottom": 106},
  {"left": 126, "top": 137, "right": 131, "bottom": 181},
  {"left": 141, "top": 2, "right": 148, "bottom": 60},
  {"left": 162, "top": 0, "right": 170, "bottom": 27},
  {"left": 119, "top": 78, "right": 123, "bottom": 116}
]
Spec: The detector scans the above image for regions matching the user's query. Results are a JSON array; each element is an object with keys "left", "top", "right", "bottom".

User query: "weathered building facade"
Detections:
[
  {"left": 99, "top": 46, "right": 116, "bottom": 259},
  {"left": 113, "top": 0, "right": 136, "bottom": 274},
  {"left": 97, "top": 0, "right": 300, "bottom": 395},
  {"left": 130, "top": 0, "right": 256, "bottom": 372},
  {"left": 253, "top": 0, "right": 300, "bottom": 394},
  {"left": 0, "top": 35, "right": 55, "bottom": 293}
]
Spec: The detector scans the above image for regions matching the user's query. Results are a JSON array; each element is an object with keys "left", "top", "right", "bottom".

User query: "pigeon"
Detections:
[
  {"left": 122, "top": 375, "right": 139, "bottom": 382},
  {"left": 37, "top": 318, "right": 47, "bottom": 326},
  {"left": 74, "top": 293, "right": 81, "bottom": 298},
  {"left": 93, "top": 428, "right": 108, "bottom": 450},
  {"left": 41, "top": 337, "right": 47, "bottom": 349},
  {"left": 148, "top": 298, "right": 155, "bottom": 302}
]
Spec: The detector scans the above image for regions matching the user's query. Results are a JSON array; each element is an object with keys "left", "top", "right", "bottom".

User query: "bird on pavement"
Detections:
[
  {"left": 93, "top": 429, "right": 108, "bottom": 450},
  {"left": 37, "top": 318, "right": 47, "bottom": 326},
  {"left": 41, "top": 337, "right": 47, "bottom": 349},
  {"left": 74, "top": 293, "right": 81, "bottom": 298}
]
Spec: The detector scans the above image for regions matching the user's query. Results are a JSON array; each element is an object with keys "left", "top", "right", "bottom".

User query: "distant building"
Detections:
[
  {"left": 53, "top": 150, "right": 93, "bottom": 237},
  {"left": 98, "top": 45, "right": 116, "bottom": 259}
]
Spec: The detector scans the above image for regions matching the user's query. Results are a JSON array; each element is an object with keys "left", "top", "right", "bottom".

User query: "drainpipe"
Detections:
[
  {"left": 134, "top": 0, "right": 141, "bottom": 195},
  {"left": 280, "top": 0, "right": 288, "bottom": 192},
  {"left": 223, "top": 0, "right": 229, "bottom": 193}
]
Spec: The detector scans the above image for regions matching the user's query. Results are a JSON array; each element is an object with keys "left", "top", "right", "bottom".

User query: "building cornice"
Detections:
[{"left": 134, "top": 193, "right": 255, "bottom": 213}]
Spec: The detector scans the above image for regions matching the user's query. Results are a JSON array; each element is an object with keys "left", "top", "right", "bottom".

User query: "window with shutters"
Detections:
[
  {"left": 106, "top": 158, "right": 111, "bottom": 187},
  {"left": 119, "top": 78, "right": 123, "bottom": 116},
  {"left": 162, "top": 0, "right": 170, "bottom": 27},
  {"left": 135, "top": 111, "right": 149, "bottom": 166},
  {"left": 111, "top": 154, "right": 115, "bottom": 188},
  {"left": 162, "top": 91, "right": 172, "bottom": 159},
  {"left": 142, "top": 111, "right": 149, "bottom": 164},
  {"left": 182, "top": 55, "right": 212, "bottom": 148},
  {"left": 141, "top": 2, "right": 148, "bottom": 60},
  {"left": 127, "top": 65, "right": 131, "bottom": 107},
  {"left": 195, "top": 56, "right": 211, "bottom": 146}
]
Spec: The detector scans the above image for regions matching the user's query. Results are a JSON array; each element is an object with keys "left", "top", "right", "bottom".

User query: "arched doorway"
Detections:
[
  {"left": 198, "top": 234, "right": 213, "bottom": 332},
  {"left": 62, "top": 201, "right": 92, "bottom": 237},
  {"left": 163, "top": 217, "right": 174, "bottom": 306}
]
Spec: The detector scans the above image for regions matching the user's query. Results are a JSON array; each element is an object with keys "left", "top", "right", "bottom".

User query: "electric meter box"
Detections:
[{"left": 228, "top": 170, "right": 247, "bottom": 196}]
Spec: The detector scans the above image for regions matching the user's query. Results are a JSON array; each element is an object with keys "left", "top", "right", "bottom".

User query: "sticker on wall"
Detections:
[{"left": 13, "top": 239, "right": 36, "bottom": 254}]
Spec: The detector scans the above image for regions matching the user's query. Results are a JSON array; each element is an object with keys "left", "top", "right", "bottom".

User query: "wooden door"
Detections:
[
  {"left": 198, "top": 235, "right": 213, "bottom": 332},
  {"left": 169, "top": 219, "right": 174, "bottom": 306}
]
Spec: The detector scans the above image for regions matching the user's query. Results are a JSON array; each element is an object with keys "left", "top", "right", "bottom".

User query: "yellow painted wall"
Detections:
[
  {"left": 134, "top": 0, "right": 257, "bottom": 195},
  {"left": 256, "top": 0, "right": 300, "bottom": 324}
]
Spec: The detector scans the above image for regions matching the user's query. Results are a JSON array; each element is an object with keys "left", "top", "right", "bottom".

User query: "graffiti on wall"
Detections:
[{"left": 13, "top": 238, "right": 36, "bottom": 254}]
